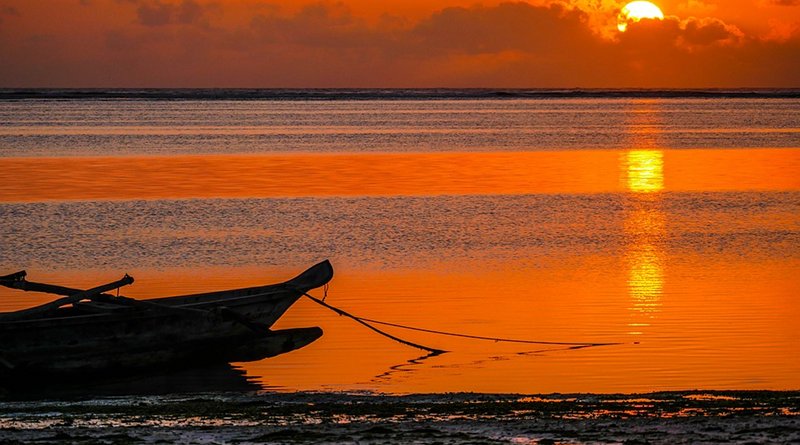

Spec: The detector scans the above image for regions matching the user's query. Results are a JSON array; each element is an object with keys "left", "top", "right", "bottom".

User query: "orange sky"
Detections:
[{"left": 0, "top": 0, "right": 798, "bottom": 87}]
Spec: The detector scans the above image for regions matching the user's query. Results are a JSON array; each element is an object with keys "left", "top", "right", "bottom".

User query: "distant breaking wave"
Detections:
[{"left": 2, "top": 88, "right": 800, "bottom": 100}]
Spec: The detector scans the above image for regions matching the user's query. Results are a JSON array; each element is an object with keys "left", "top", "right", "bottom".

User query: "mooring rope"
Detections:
[
  {"left": 354, "top": 316, "right": 619, "bottom": 347},
  {"left": 303, "top": 292, "right": 447, "bottom": 355},
  {"left": 302, "top": 291, "right": 621, "bottom": 353}
]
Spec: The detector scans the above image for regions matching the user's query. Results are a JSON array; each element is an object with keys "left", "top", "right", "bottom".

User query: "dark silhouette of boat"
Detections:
[
  {"left": 0, "top": 363, "right": 266, "bottom": 400},
  {"left": 0, "top": 260, "right": 332, "bottom": 381}
]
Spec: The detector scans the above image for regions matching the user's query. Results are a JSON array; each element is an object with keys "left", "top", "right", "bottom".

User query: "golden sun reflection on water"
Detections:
[
  {"left": 624, "top": 149, "right": 667, "bottom": 334},
  {"left": 624, "top": 99, "right": 664, "bottom": 147},
  {"left": 627, "top": 243, "right": 664, "bottom": 318},
  {"left": 626, "top": 150, "right": 664, "bottom": 193}
]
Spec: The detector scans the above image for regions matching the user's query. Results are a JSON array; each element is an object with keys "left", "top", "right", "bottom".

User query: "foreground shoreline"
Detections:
[{"left": 2, "top": 390, "right": 798, "bottom": 444}]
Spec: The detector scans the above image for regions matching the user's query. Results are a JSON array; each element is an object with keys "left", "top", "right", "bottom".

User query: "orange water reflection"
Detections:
[
  {"left": 623, "top": 149, "right": 666, "bottom": 333},
  {"left": 1, "top": 149, "right": 799, "bottom": 202},
  {"left": 626, "top": 150, "right": 664, "bottom": 193},
  {"left": 625, "top": 200, "right": 665, "bottom": 319},
  {"left": 623, "top": 99, "right": 665, "bottom": 150},
  {"left": 1, "top": 146, "right": 799, "bottom": 393},
  {"left": 622, "top": 101, "right": 667, "bottom": 333},
  {"left": 1, "top": 256, "right": 798, "bottom": 393}
]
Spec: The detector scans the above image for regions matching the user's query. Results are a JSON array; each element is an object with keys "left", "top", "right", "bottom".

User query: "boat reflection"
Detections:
[{"left": 0, "top": 364, "right": 264, "bottom": 400}]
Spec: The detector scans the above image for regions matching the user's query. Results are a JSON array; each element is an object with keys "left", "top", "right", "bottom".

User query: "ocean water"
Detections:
[{"left": 0, "top": 92, "right": 799, "bottom": 397}]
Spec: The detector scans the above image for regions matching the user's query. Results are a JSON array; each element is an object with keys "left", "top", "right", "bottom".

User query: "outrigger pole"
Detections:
[{"left": 0, "top": 274, "right": 134, "bottom": 322}]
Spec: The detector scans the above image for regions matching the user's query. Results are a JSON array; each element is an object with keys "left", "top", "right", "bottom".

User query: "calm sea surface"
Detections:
[{"left": 0, "top": 94, "right": 798, "bottom": 394}]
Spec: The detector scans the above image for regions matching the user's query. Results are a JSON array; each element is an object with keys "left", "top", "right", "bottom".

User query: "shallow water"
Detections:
[
  {"left": 0, "top": 95, "right": 798, "bottom": 395},
  {"left": 1, "top": 98, "right": 798, "bottom": 157}
]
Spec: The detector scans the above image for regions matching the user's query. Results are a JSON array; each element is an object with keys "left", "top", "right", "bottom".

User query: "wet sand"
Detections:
[{"left": 1, "top": 390, "right": 798, "bottom": 444}]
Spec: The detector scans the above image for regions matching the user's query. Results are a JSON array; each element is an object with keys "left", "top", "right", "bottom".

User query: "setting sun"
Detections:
[{"left": 618, "top": 1, "right": 665, "bottom": 32}]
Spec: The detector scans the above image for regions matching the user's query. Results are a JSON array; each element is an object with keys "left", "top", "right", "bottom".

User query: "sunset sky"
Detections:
[{"left": 0, "top": 0, "right": 799, "bottom": 87}]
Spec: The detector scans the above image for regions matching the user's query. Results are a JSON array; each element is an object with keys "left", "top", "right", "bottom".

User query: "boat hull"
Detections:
[{"left": 0, "top": 260, "right": 332, "bottom": 378}]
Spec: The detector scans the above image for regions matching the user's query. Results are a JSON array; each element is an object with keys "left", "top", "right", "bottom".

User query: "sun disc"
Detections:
[{"left": 618, "top": 1, "right": 665, "bottom": 32}]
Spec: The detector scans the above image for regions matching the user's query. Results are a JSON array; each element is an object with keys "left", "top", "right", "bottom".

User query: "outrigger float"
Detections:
[{"left": 0, "top": 260, "right": 333, "bottom": 380}]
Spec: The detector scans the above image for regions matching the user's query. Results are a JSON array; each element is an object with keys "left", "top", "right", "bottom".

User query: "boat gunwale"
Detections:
[
  {"left": 0, "top": 260, "right": 333, "bottom": 328},
  {"left": 0, "top": 260, "right": 333, "bottom": 327},
  {"left": 0, "top": 291, "right": 297, "bottom": 329}
]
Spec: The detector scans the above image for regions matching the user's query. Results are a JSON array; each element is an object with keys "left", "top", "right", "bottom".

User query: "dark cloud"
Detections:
[
  {"left": 2, "top": 0, "right": 799, "bottom": 87},
  {"left": 137, "top": 1, "right": 172, "bottom": 26},
  {"left": 620, "top": 15, "right": 744, "bottom": 50},
  {"left": 245, "top": 2, "right": 598, "bottom": 58},
  {"left": 770, "top": 0, "right": 800, "bottom": 5},
  {"left": 0, "top": 4, "right": 19, "bottom": 25},
  {"left": 248, "top": 2, "right": 387, "bottom": 51},
  {"left": 175, "top": 0, "right": 205, "bottom": 24},
  {"left": 411, "top": 2, "right": 594, "bottom": 54},
  {"left": 127, "top": 1, "right": 800, "bottom": 86},
  {"left": 680, "top": 17, "right": 743, "bottom": 47},
  {"left": 135, "top": 0, "right": 212, "bottom": 27}
]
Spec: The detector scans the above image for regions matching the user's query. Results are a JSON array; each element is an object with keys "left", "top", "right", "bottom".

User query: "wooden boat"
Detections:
[{"left": 0, "top": 260, "right": 332, "bottom": 380}]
